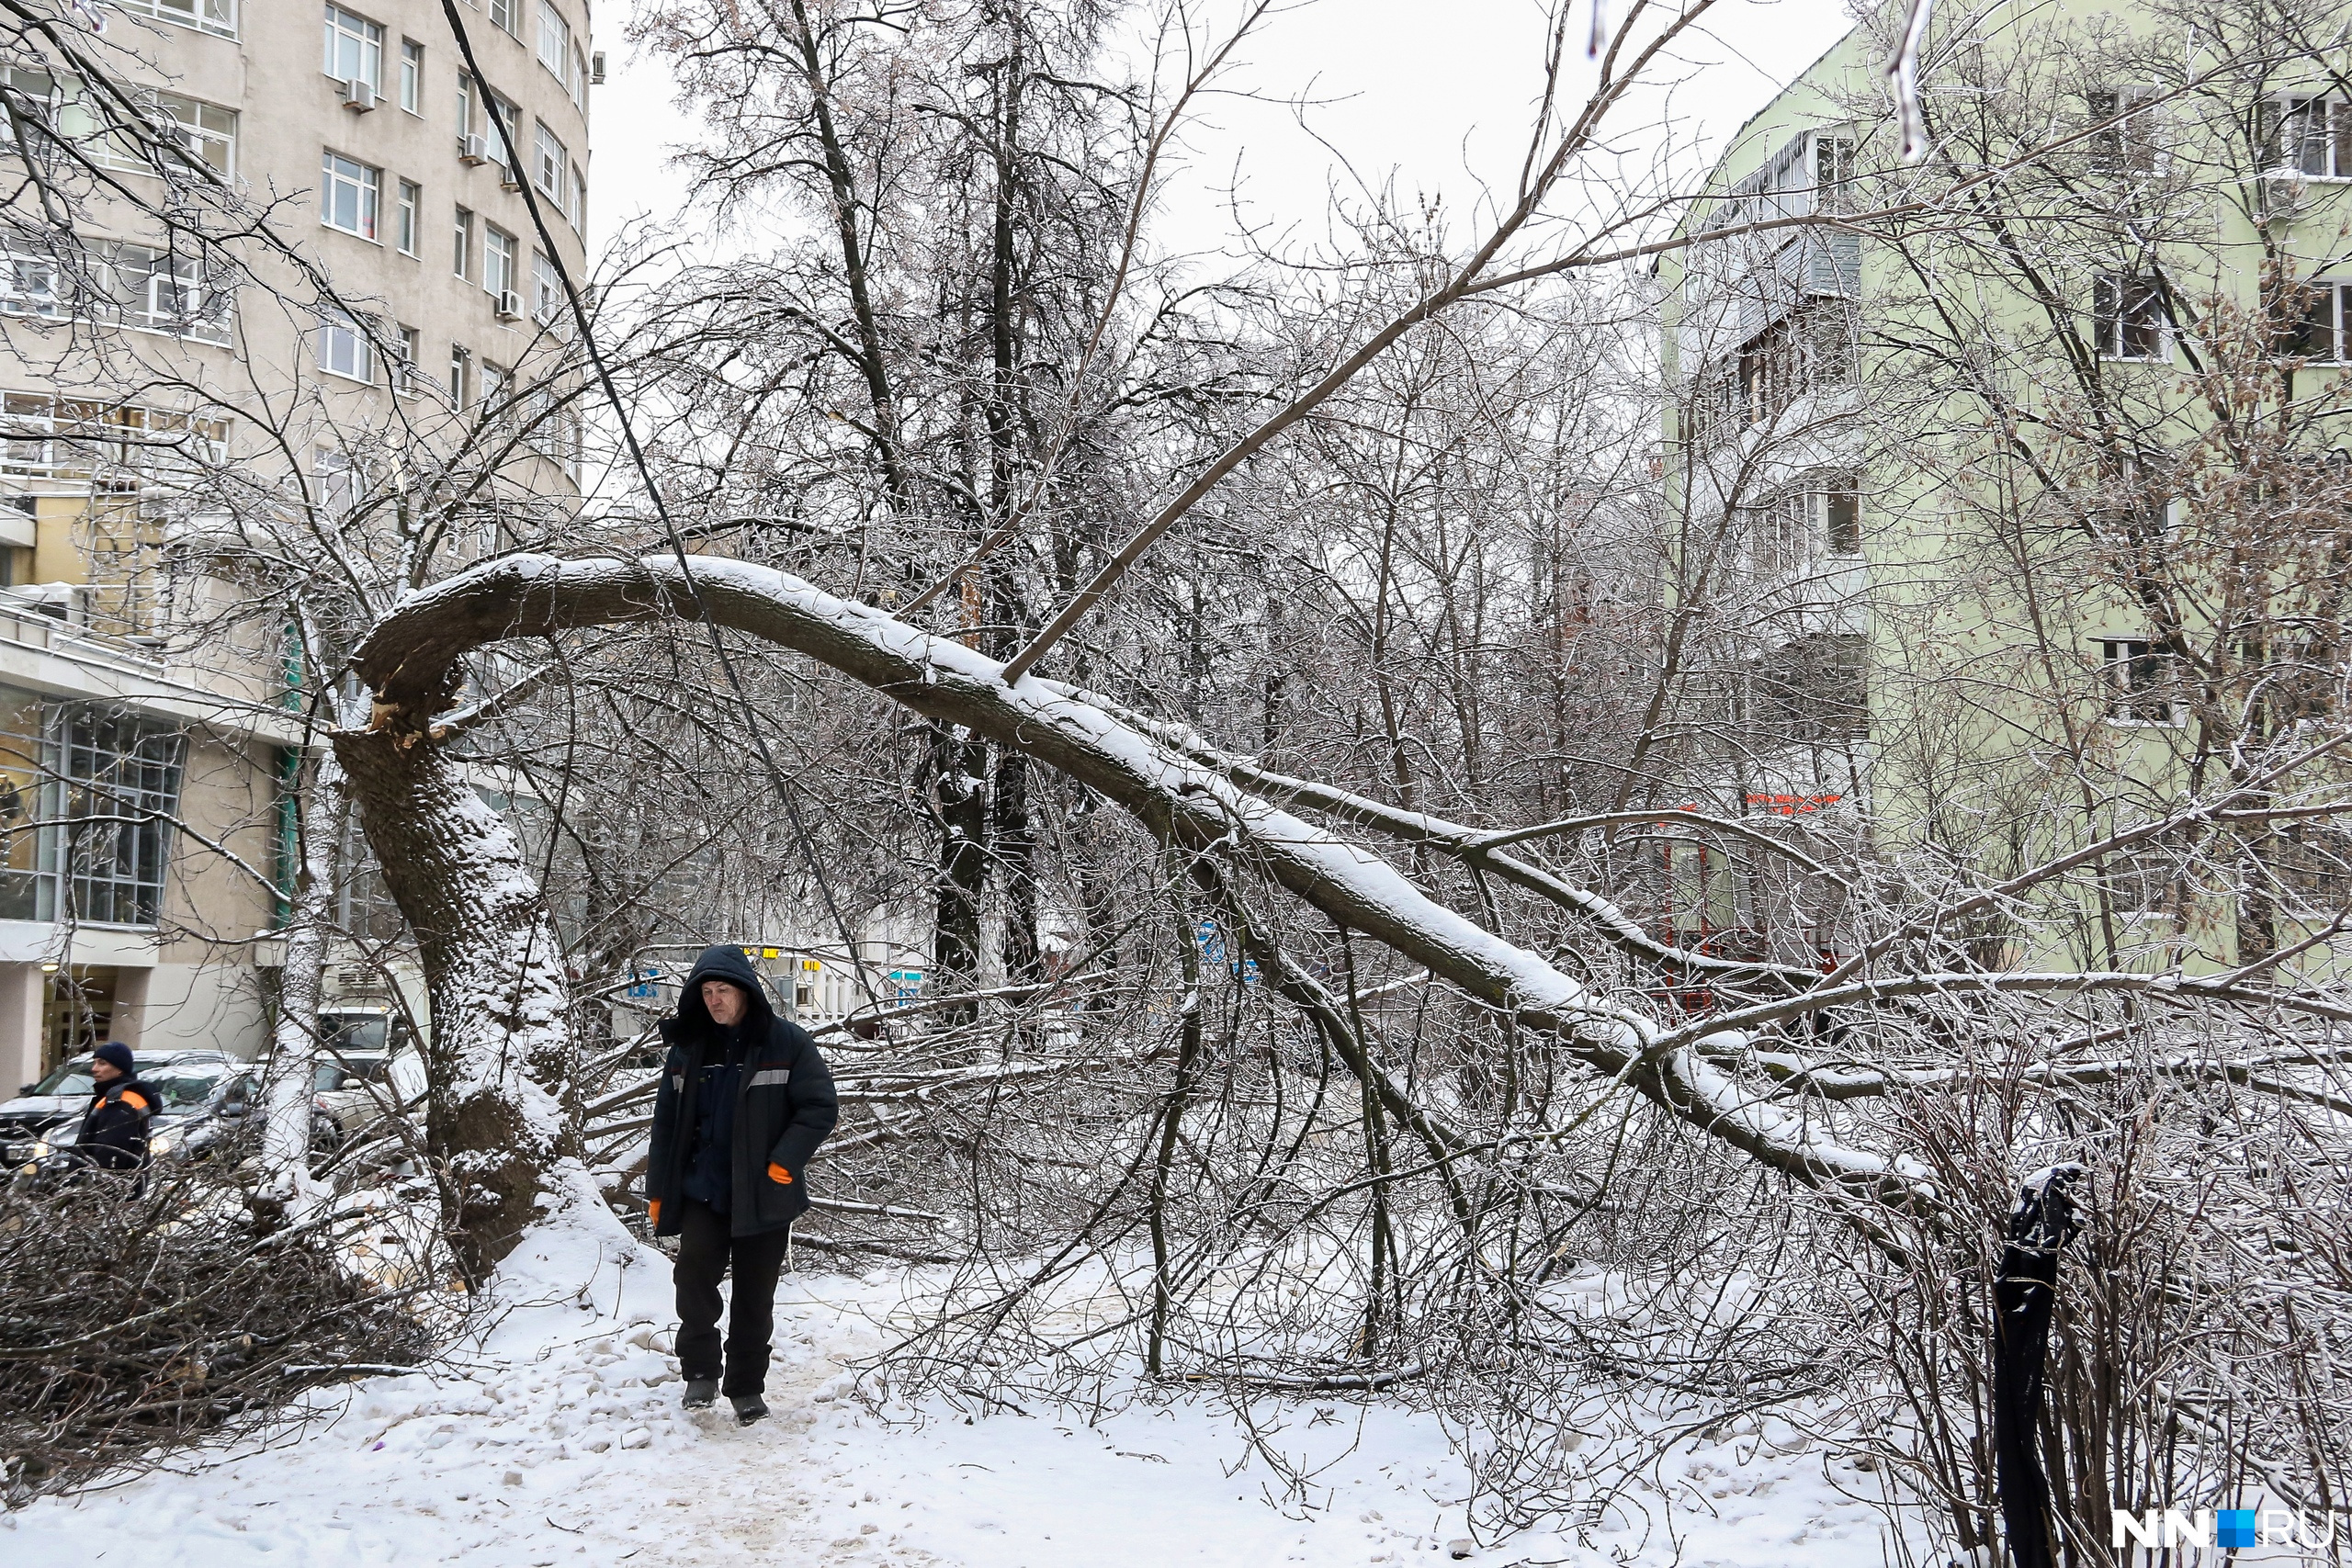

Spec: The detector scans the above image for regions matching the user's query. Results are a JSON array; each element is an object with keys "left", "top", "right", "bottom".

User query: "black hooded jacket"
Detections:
[
  {"left": 76, "top": 1077, "right": 155, "bottom": 1171},
  {"left": 646, "top": 945, "right": 838, "bottom": 1238}
]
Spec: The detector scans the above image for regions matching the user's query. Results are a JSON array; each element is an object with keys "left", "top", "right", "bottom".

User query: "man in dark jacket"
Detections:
[
  {"left": 645, "top": 945, "right": 838, "bottom": 1426},
  {"left": 76, "top": 1041, "right": 153, "bottom": 1174}
]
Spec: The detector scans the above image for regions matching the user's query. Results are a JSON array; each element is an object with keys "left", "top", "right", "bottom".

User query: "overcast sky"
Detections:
[{"left": 587, "top": 0, "right": 1862, "bottom": 267}]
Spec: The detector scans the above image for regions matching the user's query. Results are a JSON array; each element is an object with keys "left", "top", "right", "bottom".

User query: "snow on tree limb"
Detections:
[{"left": 353, "top": 552, "right": 1917, "bottom": 1209}]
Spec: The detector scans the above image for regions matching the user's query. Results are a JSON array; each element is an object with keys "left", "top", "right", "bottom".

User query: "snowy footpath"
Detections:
[{"left": 3, "top": 1194, "right": 1894, "bottom": 1568}]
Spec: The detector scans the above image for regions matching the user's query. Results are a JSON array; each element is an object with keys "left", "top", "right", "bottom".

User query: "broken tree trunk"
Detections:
[{"left": 334, "top": 691, "right": 576, "bottom": 1283}]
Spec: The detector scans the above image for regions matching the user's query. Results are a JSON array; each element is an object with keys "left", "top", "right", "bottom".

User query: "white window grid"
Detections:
[
  {"left": 530, "top": 249, "right": 562, "bottom": 323},
  {"left": 323, "top": 5, "right": 384, "bottom": 92},
  {"left": 321, "top": 149, "right": 379, "bottom": 239},
  {"left": 38, "top": 705, "right": 187, "bottom": 928},
  {"left": 483, "top": 226, "right": 515, "bottom": 299},
  {"left": 2, "top": 72, "right": 235, "bottom": 181},
  {"left": 533, "top": 119, "right": 566, "bottom": 205},
  {"left": 400, "top": 39, "right": 423, "bottom": 114},
  {"left": 452, "top": 204, "right": 473, "bottom": 278},
  {"left": 2266, "top": 97, "right": 2352, "bottom": 179},
  {"left": 488, "top": 0, "right": 516, "bottom": 39},
  {"left": 315, "top": 308, "right": 372, "bottom": 383},
  {"left": 537, "top": 1, "right": 569, "bottom": 81},
  {"left": 0, "top": 394, "right": 230, "bottom": 484},
  {"left": 396, "top": 179, "right": 420, "bottom": 254},
  {"left": 112, "top": 0, "right": 236, "bottom": 39}
]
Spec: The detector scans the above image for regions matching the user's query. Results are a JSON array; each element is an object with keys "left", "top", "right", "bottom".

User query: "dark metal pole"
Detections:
[{"left": 1992, "top": 1163, "right": 2087, "bottom": 1568}]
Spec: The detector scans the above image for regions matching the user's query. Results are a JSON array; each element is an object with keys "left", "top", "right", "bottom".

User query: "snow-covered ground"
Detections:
[{"left": 3, "top": 1195, "right": 1895, "bottom": 1568}]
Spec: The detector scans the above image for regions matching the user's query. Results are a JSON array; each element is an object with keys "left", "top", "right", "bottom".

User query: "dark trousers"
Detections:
[{"left": 673, "top": 1198, "right": 792, "bottom": 1396}]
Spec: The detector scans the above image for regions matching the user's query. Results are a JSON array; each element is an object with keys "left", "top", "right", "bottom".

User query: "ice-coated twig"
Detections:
[{"left": 1888, "top": 0, "right": 1934, "bottom": 161}]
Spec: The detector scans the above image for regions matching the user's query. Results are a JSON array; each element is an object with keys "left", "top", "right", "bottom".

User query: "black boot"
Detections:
[
  {"left": 730, "top": 1393, "right": 768, "bottom": 1426},
  {"left": 682, "top": 1378, "right": 718, "bottom": 1409}
]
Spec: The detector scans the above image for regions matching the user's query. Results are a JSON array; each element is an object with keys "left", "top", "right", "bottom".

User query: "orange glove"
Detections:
[
  {"left": 647, "top": 1199, "right": 662, "bottom": 1227},
  {"left": 767, "top": 1163, "right": 793, "bottom": 1185}
]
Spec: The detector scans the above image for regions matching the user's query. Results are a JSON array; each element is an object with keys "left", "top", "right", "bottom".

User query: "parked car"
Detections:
[
  {"left": 1, "top": 1050, "right": 255, "bottom": 1168},
  {"left": 311, "top": 1047, "right": 426, "bottom": 1143}
]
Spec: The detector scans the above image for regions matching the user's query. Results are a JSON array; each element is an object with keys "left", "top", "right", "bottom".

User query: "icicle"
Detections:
[
  {"left": 1887, "top": 0, "right": 1934, "bottom": 162},
  {"left": 1588, "top": 0, "right": 1608, "bottom": 59}
]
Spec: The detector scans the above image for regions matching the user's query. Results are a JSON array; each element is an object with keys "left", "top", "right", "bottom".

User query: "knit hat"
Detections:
[{"left": 92, "top": 1041, "right": 134, "bottom": 1076}]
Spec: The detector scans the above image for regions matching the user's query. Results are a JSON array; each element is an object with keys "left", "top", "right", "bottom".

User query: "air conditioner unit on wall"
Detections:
[
  {"left": 590, "top": 51, "right": 605, "bottom": 85},
  {"left": 495, "top": 289, "right": 522, "bottom": 320},
  {"left": 341, "top": 78, "right": 377, "bottom": 112},
  {"left": 500, "top": 169, "right": 521, "bottom": 192},
  {"left": 459, "top": 133, "right": 488, "bottom": 165}
]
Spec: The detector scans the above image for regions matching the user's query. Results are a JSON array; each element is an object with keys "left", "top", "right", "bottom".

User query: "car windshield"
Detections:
[
  {"left": 322, "top": 1016, "right": 392, "bottom": 1054},
  {"left": 28, "top": 1060, "right": 226, "bottom": 1108},
  {"left": 147, "top": 1071, "right": 227, "bottom": 1111},
  {"left": 313, "top": 1058, "right": 389, "bottom": 1092},
  {"left": 30, "top": 1063, "right": 95, "bottom": 1097}
]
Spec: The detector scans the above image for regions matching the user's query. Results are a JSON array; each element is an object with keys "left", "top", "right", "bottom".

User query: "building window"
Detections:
[
  {"left": 0, "top": 254, "right": 62, "bottom": 320},
  {"left": 455, "top": 71, "right": 474, "bottom": 149},
  {"left": 2102, "top": 639, "right": 2176, "bottom": 724},
  {"left": 153, "top": 93, "right": 235, "bottom": 178},
  {"left": 571, "top": 44, "right": 590, "bottom": 110},
  {"left": 479, "top": 361, "right": 508, "bottom": 420},
  {"left": 321, "top": 150, "right": 379, "bottom": 240},
  {"left": 571, "top": 164, "right": 587, "bottom": 231},
  {"left": 1698, "top": 301, "right": 1854, "bottom": 440},
  {"left": 484, "top": 225, "right": 515, "bottom": 300},
  {"left": 106, "top": 243, "right": 232, "bottom": 344},
  {"left": 2087, "top": 88, "right": 2159, "bottom": 175},
  {"left": 315, "top": 308, "right": 371, "bottom": 382},
  {"left": 40, "top": 705, "right": 187, "bottom": 928},
  {"left": 487, "top": 92, "right": 520, "bottom": 172},
  {"left": 531, "top": 249, "right": 564, "bottom": 324},
  {"left": 488, "top": 0, "right": 517, "bottom": 38},
  {"left": 2093, "top": 273, "right": 2167, "bottom": 361},
  {"left": 115, "top": 0, "right": 236, "bottom": 39},
  {"left": 1813, "top": 134, "right": 1856, "bottom": 211},
  {"left": 448, "top": 343, "right": 469, "bottom": 405},
  {"left": 2278, "top": 278, "right": 2350, "bottom": 363},
  {"left": 394, "top": 179, "right": 420, "bottom": 254},
  {"left": 537, "top": 0, "right": 570, "bottom": 82},
  {"left": 2263, "top": 97, "right": 2351, "bottom": 179},
  {"left": 392, "top": 323, "right": 421, "bottom": 391},
  {"left": 452, "top": 204, "right": 472, "bottom": 278},
  {"left": 533, "top": 119, "right": 567, "bottom": 206},
  {"left": 322, "top": 5, "right": 384, "bottom": 92},
  {"left": 0, "top": 396, "right": 227, "bottom": 484},
  {"left": 1755, "top": 633, "right": 1869, "bottom": 742},
  {"left": 1744, "top": 472, "right": 1860, "bottom": 580},
  {"left": 399, "top": 39, "right": 423, "bottom": 114}
]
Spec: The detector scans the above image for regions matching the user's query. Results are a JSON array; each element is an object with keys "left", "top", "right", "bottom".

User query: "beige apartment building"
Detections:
[{"left": 0, "top": 0, "right": 593, "bottom": 1091}]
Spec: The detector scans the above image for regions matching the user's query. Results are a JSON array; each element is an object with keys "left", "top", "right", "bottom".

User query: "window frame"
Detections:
[
  {"left": 532, "top": 118, "right": 566, "bottom": 207},
  {"left": 2100, "top": 637, "right": 2178, "bottom": 726},
  {"left": 394, "top": 178, "right": 420, "bottom": 256},
  {"left": 452, "top": 203, "right": 473, "bottom": 279},
  {"left": 322, "top": 5, "right": 385, "bottom": 93},
  {"left": 319, "top": 148, "right": 380, "bottom": 241},
  {"left": 2093, "top": 272, "right": 2170, "bottom": 362},
  {"left": 537, "top": 0, "right": 570, "bottom": 83},
  {"left": 314, "top": 307, "right": 373, "bottom": 384},
  {"left": 487, "top": 0, "right": 517, "bottom": 39},
  {"left": 399, "top": 39, "right": 424, "bottom": 115},
  {"left": 483, "top": 225, "right": 516, "bottom": 300},
  {"left": 2263, "top": 96, "right": 2352, "bottom": 180}
]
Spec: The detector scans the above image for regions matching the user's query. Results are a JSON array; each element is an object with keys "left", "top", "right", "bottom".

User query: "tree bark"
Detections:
[{"left": 333, "top": 704, "right": 578, "bottom": 1283}]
